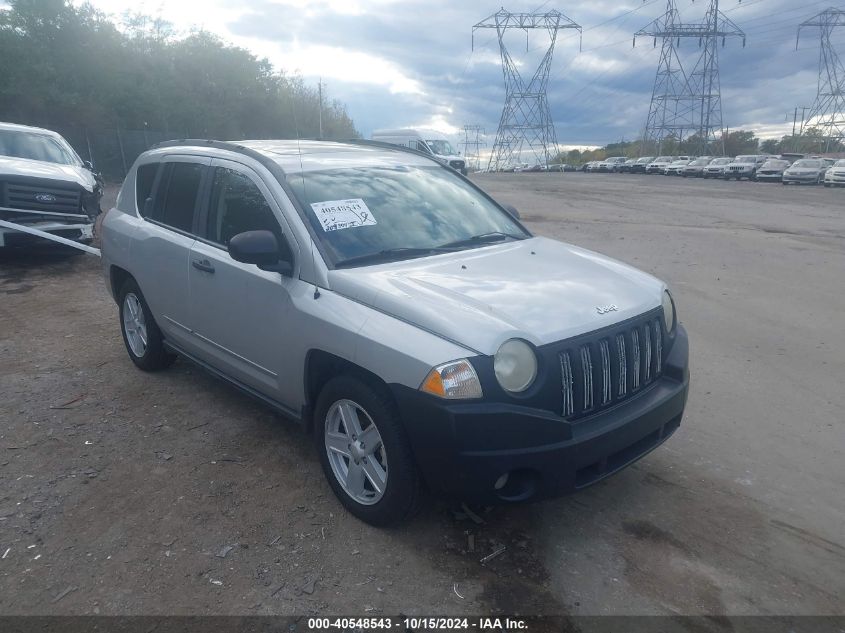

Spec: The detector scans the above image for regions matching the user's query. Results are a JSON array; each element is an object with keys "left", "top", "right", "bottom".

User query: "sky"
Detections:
[{"left": 64, "top": 0, "right": 845, "bottom": 150}]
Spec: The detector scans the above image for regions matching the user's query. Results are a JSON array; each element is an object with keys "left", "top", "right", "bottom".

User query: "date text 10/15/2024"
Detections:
[{"left": 307, "top": 617, "right": 529, "bottom": 630}]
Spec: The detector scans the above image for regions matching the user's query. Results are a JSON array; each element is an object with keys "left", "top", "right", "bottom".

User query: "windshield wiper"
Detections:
[
  {"left": 334, "top": 246, "right": 458, "bottom": 269},
  {"left": 436, "top": 231, "right": 526, "bottom": 250}
]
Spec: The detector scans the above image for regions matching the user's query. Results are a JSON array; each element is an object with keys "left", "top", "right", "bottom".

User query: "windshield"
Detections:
[
  {"left": 289, "top": 165, "right": 529, "bottom": 267},
  {"left": 835, "top": 160, "right": 845, "bottom": 167},
  {"left": 425, "top": 140, "right": 456, "bottom": 156},
  {"left": 654, "top": 156, "right": 672, "bottom": 162},
  {"left": 691, "top": 159, "right": 710, "bottom": 165},
  {"left": 736, "top": 156, "right": 757, "bottom": 163},
  {"left": 711, "top": 158, "right": 732, "bottom": 165},
  {"left": 0, "top": 130, "right": 80, "bottom": 165},
  {"left": 762, "top": 160, "right": 788, "bottom": 168},
  {"left": 792, "top": 159, "right": 822, "bottom": 168},
  {"left": 637, "top": 157, "right": 653, "bottom": 163}
]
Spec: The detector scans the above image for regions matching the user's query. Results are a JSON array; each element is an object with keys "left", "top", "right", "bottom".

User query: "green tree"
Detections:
[
  {"left": 760, "top": 138, "right": 781, "bottom": 154},
  {"left": 0, "top": 0, "right": 358, "bottom": 140},
  {"left": 722, "top": 130, "right": 758, "bottom": 156}
]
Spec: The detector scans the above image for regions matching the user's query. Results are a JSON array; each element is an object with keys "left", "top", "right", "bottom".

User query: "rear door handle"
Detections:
[{"left": 192, "top": 259, "right": 215, "bottom": 273}]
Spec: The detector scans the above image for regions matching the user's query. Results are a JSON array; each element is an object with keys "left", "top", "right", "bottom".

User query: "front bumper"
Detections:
[
  {"left": 0, "top": 221, "right": 93, "bottom": 248},
  {"left": 783, "top": 173, "right": 820, "bottom": 183},
  {"left": 392, "top": 325, "right": 690, "bottom": 504}
]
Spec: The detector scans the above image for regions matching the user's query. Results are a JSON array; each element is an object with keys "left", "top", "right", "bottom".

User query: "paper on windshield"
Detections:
[{"left": 310, "top": 199, "right": 377, "bottom": 232}]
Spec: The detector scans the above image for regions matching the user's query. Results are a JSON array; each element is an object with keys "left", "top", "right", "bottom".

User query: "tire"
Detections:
[
  {"left": 314, "top": 375, "right": 422, "bottom": 526},
  {"left": 118, "top": 278, "right": 177, "bottom": 371}
]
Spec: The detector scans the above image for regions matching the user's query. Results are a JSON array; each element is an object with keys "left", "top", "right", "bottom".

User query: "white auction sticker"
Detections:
[{"left": 310, "top": 199, "right": 377, "bottom": 232}]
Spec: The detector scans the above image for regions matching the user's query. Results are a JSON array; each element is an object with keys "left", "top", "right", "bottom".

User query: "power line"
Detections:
[
  {"left": 635, "top": 0, "right": 745, "bottom": 155},
  {"left": 473, "top": 7, "right": 582, "bottom": 170},
  {"left": 796, "top": 7, "right": 845, "bottom": 151}
]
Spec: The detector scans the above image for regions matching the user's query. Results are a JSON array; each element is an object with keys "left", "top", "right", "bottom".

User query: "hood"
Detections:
[
  {"left": 328, "top": 237, "right": 664, "bottom": 355},
  {"left": 0, "top": 156, "right": 96, "bottom": 192},
  {"left": 786, "top": 167, "right": 821, "bottom": 174}
]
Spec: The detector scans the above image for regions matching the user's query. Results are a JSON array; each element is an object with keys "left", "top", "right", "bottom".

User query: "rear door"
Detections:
[
  {"left": 131, "top": 156, "right": 210, "bottom": 351},
  {"left": 187, "top": 158, "right": 300, "bottom": 402}
]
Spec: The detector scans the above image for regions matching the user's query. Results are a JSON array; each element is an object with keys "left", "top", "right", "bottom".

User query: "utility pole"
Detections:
[
  {"left": 318, "top": 78, "right": 323, "bottom": 140},
  {"left": 635, "top": 0, "right": 744, "bottom": 156},
  {"left": 473, "top": 8, "right": 581, "bottom": 171},
  {"left": 796, "top": 9, "right": 845, "bottom": 153}
]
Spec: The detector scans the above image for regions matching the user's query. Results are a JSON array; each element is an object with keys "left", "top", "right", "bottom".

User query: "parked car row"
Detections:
[{"left": 579, "top": 154, "right": 845, "bottom": 186}]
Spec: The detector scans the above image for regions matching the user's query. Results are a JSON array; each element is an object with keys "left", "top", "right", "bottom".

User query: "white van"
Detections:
[{"left": 371, "top": 128, "right": 467, "bottom": 175}]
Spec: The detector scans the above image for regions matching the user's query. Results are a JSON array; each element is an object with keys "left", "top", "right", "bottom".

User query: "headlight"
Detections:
[
  {"left": 420, "top": 359, "right": 482, "bottom": 399},
  {"left": 494, "top": 339, "right": 537, "bottom": 393},
  {"left": 662, "top": 290, "right": 676, "bottom": 333}
]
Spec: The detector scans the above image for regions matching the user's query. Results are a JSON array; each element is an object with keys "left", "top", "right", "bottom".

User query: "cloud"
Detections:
[{"left": 79, "top": 0, "right": 845, "bottom": 149}]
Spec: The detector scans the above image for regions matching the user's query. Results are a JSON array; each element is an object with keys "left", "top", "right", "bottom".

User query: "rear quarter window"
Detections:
[
  {"left": 153, "top": 162, "right": 204, "bottom": 233},
  {"left": 135, "top": 163, "right": 159, "bottom": 216}
]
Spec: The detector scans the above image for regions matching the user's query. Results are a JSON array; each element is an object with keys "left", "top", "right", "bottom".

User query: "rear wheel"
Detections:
[
  {"left": 118, "top": 279, "right": 176, "bottom": 371},
  {"left": 315, "top": 375, "right": 422, "bottom": 526}
]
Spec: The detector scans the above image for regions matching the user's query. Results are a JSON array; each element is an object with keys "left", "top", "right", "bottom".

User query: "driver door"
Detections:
[{"left": 187, "top": 158, "right": 300, "bottom": 404}]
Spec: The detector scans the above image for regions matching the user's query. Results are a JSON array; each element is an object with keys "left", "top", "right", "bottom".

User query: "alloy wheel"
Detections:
[
  {"left": 324, "top": 399, "right": 388, "bottom": 505},
  {"left": 122, "top": 293, "right": 148, "bottom": 357}
]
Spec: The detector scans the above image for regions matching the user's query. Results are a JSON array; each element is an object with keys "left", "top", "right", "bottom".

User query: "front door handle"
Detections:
[{"left": 192, "top": 259, "right": 215, "bottom": 273}]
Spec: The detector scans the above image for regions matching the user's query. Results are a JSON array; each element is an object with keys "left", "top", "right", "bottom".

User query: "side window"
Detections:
[
  {"left": 154, "top": 162, "right": 204, "bottom": 232},
  {"left": 206, "top": 167, "right": 281, "bottom": 246},
  {"left": 135, "top": 163, "right": 159, "bottom": 216}
]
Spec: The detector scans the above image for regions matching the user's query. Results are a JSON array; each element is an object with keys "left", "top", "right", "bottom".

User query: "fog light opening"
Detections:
[
  {"left": 494, "top": 473, "right": 510, "bottom": 490},
  {"left": 494, "top": 468, "right": 537, "bottom": 502}
]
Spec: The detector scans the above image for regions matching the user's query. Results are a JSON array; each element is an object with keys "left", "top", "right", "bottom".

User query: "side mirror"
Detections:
[
  {"left": 84, "top": 160, "right": 95, "bottom": 170},
  {"left": 502, "top": 204, "right": 521, "bottom": 220},
  {"left": 228, "top": 230, "right": 293, "bottom": 276}
]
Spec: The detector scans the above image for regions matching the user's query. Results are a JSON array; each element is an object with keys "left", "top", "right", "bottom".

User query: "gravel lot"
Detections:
[{"left": 1, "top": 174, "right": 843, "bottom": 617}]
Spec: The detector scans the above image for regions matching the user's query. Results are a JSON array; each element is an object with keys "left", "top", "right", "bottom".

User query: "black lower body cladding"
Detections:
[{"left": 392, "top": 325, "right": 690, "bottom": 504}]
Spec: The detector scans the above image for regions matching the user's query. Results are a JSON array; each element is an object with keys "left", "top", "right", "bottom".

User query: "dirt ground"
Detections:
[{"left": 0, "top": 175, "right": 843, "bottom": 617}]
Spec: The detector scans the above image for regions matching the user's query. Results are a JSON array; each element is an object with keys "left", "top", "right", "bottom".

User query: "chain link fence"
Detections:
[{"left": 47, "top": 124, "right": 211, "bottom": 183}]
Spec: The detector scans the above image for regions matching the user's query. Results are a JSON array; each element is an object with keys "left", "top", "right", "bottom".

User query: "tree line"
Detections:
[{"left": 0, "top": 0, "right": 358, "bottom": 141}]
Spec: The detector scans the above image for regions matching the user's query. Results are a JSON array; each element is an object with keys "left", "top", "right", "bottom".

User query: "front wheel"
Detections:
[
  {"left": 315, "top": 375, "right": 422, "bottom": 526},
  {"left": 118, "top": 279, "right": 176, "bottom": 371}
]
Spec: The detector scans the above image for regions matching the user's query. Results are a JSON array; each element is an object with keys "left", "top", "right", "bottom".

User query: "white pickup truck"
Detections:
[{"left": 0, "top": 122, "right": 102, "bottom": 249}]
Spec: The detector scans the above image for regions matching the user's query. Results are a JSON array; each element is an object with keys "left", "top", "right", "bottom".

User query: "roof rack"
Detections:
[{"left": 150, "top": 138, "right": 288, "bottom": 176}]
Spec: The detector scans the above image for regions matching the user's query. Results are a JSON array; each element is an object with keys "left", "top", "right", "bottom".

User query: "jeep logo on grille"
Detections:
[
  {"left": 35, "top": 193, "right": 57, "bottom": 203},
  {"left": 596, "top": 304, "right": 619, "bottom": 315}
]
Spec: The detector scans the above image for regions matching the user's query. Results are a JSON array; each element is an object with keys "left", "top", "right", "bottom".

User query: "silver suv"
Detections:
[{"left": 101, "top": 140, "right": 690, "bottom": 525}]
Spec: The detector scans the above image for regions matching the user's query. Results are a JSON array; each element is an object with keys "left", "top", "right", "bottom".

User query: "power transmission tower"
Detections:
[
  {"left": 796, "top": 8, "right": 845, "bottom": 153},
  {"left": 473, "top": 8, "right": 581, "bottom": 171},
  {"left": 635, "top": 0, "right": 744, "bottom": 155},
  {"left": 460, "top": 125, "right": 486, "bottom": 172}
]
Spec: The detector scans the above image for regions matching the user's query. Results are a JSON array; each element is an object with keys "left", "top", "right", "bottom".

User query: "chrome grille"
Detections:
[
  {"left": 600, "top": 340, "right": 612, "bottom": 404},
  {"left": 2, "top": 181, "right": 82, "bottom": 214},
  {"left": 557, "top": 314, "right": 666, "bottom": 420},
  {"left": 616, "top": 333, "right": 627, "bottom": 397},
  {"left": 560, "top": 352, "right": 574, "bottom": 417},
  {"left": 580, "top": 345, "right": 593, "bottom": 411},
  {"left": 632, "top": 329, "right": 641, "bottom": 390}
]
